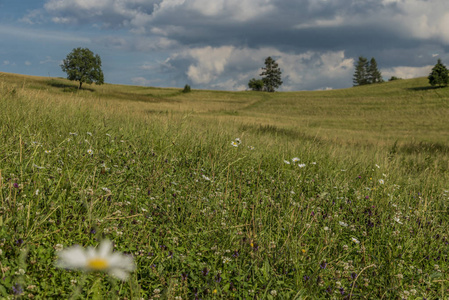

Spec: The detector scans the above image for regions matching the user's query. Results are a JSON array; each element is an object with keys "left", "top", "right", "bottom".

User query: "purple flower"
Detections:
[
  {"left": 12, "top": 284, "right": 23, "bottom": 295},
  {"left": 320, "top": 262, "right": 327, "bottom": 269},
  {"left": 13, "top": 183, "right": 19, "bottom": 188}
]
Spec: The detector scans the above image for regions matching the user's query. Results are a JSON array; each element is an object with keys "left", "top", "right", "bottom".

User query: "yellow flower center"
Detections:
[{"left": 87, "top": 258, "right": 109, "bottom": 270}]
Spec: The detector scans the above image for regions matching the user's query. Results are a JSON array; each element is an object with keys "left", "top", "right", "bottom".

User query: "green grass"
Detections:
[{"left": 0, "top": 72, "right": 448, "bottom": 299}]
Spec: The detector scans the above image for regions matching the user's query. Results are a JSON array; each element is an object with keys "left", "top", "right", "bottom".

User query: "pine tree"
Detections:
[
  {"left": 368, "top": 58, "right": 383, "bottom": 84},
  {"left": 353, "top": 56, "right": 369, "bottom": 86},
  {"left": 260, "top": 57, "right": 283, "bottom": 92},
  {"left": 428, "top": 59, "right": 449, "bottom": 87}
]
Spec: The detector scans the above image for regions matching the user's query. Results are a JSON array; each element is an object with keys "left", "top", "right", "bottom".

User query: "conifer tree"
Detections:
[
  {"left": 428, "top": 59, "right": 449, "bottom": 87},
  {"left": 368, "top": 57, "right": 383, "bottom": 84},
  {"left": 353, "top": 56, "right": 369, "bottom": 86},
  {"left": 260, "top": 57, "right": 283, "bottom": 92}
]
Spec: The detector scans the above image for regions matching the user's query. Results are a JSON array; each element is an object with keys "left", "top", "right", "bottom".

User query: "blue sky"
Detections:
[{"left": 1, "top": 0, "right": 448, "bottom": 91}]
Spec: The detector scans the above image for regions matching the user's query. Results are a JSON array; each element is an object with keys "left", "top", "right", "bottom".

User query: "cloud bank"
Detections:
[{"left": 19, "top": 0, "right": 449, "bottom": 90}]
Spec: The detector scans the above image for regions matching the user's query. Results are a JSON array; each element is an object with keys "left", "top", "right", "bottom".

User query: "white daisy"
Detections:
[
  {"left": 351, "top": 237, "right": 360, "bottom": 244},
  {"left": 378, "top": 179, "right": 384, "bottom": 185},
  {"left": 298, "top": 163, "right": 306, "bottom": 168},
  {"left": 231, "top": 141, "right": 238, "bottom": 147},
  {"left": 283, "top": 160, "right": 291, "bottom": 164},
  {"left": 87, "top": 149, "right": 93, "bottom": 155},
  {"left": 235, "top": 138, "right": 242, "bottom": 145},
  {"left": 292, "top": 157, "right": 300, "bottom": 163},
  {"left": 56, "top": 240, "right": 135, "bottom": 281}
]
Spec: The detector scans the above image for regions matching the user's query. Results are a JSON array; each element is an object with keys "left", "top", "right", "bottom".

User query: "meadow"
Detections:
[{"left": 0, "top": 71, "right": 448, "bottom": 299}]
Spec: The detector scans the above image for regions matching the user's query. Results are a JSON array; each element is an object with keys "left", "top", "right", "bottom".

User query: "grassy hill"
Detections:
[{"left": 1, "top": 72, "right": 448, "bottom": 298}]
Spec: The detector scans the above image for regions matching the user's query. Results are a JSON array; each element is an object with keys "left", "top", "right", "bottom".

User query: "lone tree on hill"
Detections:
[
  {"left": 353, "top": 56, "right": 383, "bottom": 86},
  {"left": 428, "top": 59, "right": 449, "bottom": 87},
  {"left": 260, "top": 57, "right": 283, "bottom": 92},
  {"left": 61, "top": 47, "right": 104, "bottom": 89}
]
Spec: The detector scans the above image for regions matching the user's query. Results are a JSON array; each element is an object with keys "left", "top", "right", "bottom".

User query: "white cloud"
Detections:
[
  {"left": 166, "top": 46, "right": 354, "bottom": 90},
  {"left": 382, "top": 65, "right": 433, "bottom": 80},
  {"left": 3, "top": 60, "right": 10, "bottom": 65},
  {"left": 185, "top": 46, "right": 234, "bottom": 84},
  {"left": 25, "top": 61, "right": 32, "bottom": 66},
  {"left": 131, "top": 77, "right": 153, "bottom": 86}
]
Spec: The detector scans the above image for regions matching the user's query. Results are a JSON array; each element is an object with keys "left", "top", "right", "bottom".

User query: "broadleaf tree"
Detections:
[
  {"left": 248, "top": 78, "right": 264, "bottom": 91},
  {"left": 260, "top": 57, "right": 283, "bottom": 92},
  {"left": 61, "top": 47, "right": 104, "bottom": 89},
  {"left": 428, "top": 59, "right": 449, "bottom": 87}
]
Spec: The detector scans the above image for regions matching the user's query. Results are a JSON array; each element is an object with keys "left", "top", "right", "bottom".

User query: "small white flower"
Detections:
[
  {"left": 235, "top": 138, "right": 241, "bottom": 145},
  {"left": 298, "top": 163, "right": 306, "bottom": 168},
  {"left": 87, "top": 132, "right": 92, "bottom": 136},
  {"left": 202, "top": 175, "right": 211, "bottom": 181},
  {"left": 351, "top": 237, "right": 360, "bottom": 244},
  {"left": 45, "top": 150, "right": 51, "bottom": 154},
  {"left": 35, "top": 189, "right": 39, "bottom": 196},
  {"left": 378, "top": 179, "right": 384, "bottom": 185},
  {"left": 270, "top": 290, "right": 277, "bottom": 297},
  {"left": 87, "top": 149, "right": 93, "bottom": 155},
  {"left": 375, "top": 164, "right": 380, "bottom": 169},
  {"left": 56, "top": 240, "right": 135, "bottom": 281},
  {"left": 69, "top": 132, "right": 78, "bottom": 136},
  {"left": 102, "top": 187, "right": 111, "bottom": 194},
  {"left": 55, "top": 244, "right": 64, "bottom": 251},
  {"left": 248, "top": 146, "right": 255, "bottom": 150},
  {"left": 292, "top": 157, "right": 300, "bottom": 163},
  {"left": 394, "top": 217, "right": 403, "bottom": 224},
  {"left": 339, "top": 221, "right": 348, "bottom": 227},
  {"left": 284, "top": 160, "right": 291, "bottom": 164},
  {"left": 231, "top": 141, "right": 238, "bottom": 147}
]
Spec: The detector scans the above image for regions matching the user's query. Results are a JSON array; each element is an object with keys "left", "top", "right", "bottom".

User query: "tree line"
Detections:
[{"left": 60, "top": 48, "right": 448, "bottom": 91}]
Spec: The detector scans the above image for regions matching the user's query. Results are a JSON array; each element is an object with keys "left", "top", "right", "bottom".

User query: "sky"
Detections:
[{"left": 1, "top": 0, "right": 449, "bottom": 91}]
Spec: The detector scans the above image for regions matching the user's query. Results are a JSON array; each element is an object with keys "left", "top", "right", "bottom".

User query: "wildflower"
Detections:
[
  {"left": 212, "top": 289, "right": 217, "bottom": 294},
  {"left": 394, "top": 217, "right": 403, "bottom": 224},
  {"left": 69, "top": 132, "right": 78, "bottom": 136},
  {"left": 292, "top": 157, "right": 300, "bottom": 163},
  {"left": 301, "top": 249, "right": 306, "bottom": 253},
  {"left": 248, "top": 146, "right": 255, "bottom": 150},
  {"left": 351, "top": 237, "right": 360, "bottom": 244},
  {"left": 223, "top": 257, "right": 232, "bottom": 264},
  {"left": 284, "top": 160, "right": 291, "bottom": 164},
  {"left": 231, "top": 141, "right": 238, "bottom": 147},
  {"left": 87, "top": 132, "right": 92, "bottom": 136},
  {"left": 378, "top": 179, "right": 384, "bottom": 184},
  {"left": 339, "top": 221, "right": 348, "bottom": 227},
  {"left": 55, "top": 239, "right": 135, "bottom": 280},
  {"left": 44, "top": 150, "right": 51, "bottom": 154},
  {"left": 87, "top": 149, "right": 93, "bottom": 155},
  {"left": 54, "top": 244, "right": 64, "bottom": 251},
  {"left": 298, "top": 163, "right": 306, "bottom": 168},
  {"left": 270, "top": 290, "right": 277, "bottom": 297},
  {"left": 235, "top": 138, "right": 241, "bottom": 145},
  {"left": 202, "top": 175, "right": 211, "bottom": 181}
]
